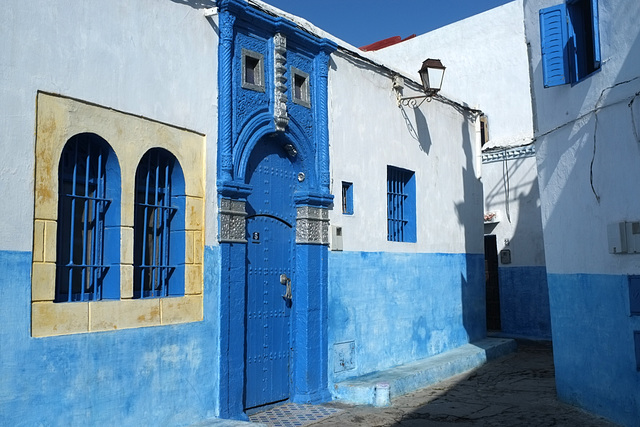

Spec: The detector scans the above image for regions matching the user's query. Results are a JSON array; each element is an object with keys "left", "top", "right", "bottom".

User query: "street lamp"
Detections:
[
  {"left": 396, "top": 58, "right": 446, "bottom": 107},
  {"left": 418, "top": 58, "right": 446, "bottom": 96}
]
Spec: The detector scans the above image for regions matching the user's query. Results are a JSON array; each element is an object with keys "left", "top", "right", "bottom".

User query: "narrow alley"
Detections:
[{"left": 249, "top": 341, "right": 617, "bottom": 427}]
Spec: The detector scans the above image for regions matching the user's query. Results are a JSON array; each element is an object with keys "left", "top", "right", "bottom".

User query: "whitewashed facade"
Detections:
[
  {"left": 0, "top": 0, "right": 489, "bottom": 424},
  {"left": 373, "top": 0, "right": 551, "bottom": 339},
  {"left": 524, "top": 0, "right": 640, "bottom": 424}
]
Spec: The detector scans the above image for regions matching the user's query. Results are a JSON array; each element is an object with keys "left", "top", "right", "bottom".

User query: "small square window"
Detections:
[
  {"left": 242, "top": 49, "right": 265, "bottom": 92},
  {"left": 291, "top": 67, "right": 310, "bottom": 107},
  {"left": 342, "top": 182, "right": 353, "bottom": 215}
]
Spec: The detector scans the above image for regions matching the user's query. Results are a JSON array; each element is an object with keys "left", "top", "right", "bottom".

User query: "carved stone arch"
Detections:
[{"left": 234, "top": 112, "right": 317, "bottom": 190}]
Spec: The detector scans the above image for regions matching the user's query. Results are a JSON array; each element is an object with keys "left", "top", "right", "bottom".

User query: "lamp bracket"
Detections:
[{"left": 396, "top": 93, "right": 435, "bottom": 108}]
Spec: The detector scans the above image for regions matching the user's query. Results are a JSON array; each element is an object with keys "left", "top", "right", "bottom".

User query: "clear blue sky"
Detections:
[{"left": 261, "top": 0, "right": 515, "bottom": 48}]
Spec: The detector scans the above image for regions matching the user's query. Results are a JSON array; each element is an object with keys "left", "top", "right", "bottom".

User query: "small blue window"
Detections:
[
  {"left": 387, "top": 166, "right": 416, "bottom": 243},
  {"left": 56, "top": 133, "right": 120, "bottom": 302},
  {"left": 134, "top": 149, "right": 185, "bottom": 298},
  {"left": 342, "top": 181, "right": 353, "bottom": 215},
  {"left": 540, "top": 0, "right": 600, "bottom": 87}
]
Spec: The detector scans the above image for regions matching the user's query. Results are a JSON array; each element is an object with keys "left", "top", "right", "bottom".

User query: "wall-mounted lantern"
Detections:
[
  {"left": 396, "top": 58, "right": 446, "bottom": 108},
  {"left": 418, "top": 58, "right": 446, "bottom": 96}
]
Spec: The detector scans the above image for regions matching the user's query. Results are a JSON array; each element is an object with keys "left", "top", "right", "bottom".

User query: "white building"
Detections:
[
  {"left": 0, "top": 0, "right": 503, "bottom": 424},
  {"left": 523, "top": 0, "right": 640, "bottom": 424},
  {"left": 373, "top": 0, "right": 551, "bottom": 339}
]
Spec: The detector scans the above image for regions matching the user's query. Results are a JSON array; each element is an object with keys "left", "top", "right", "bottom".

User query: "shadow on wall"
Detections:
[
  {"left": 455, "top": 117, "right": 486, "bottom": 342},
  {"left": 488, "top": 158, "right": 551, "bottom": 338},
  {"left": 168, "top": 0, "right": 216, "bottom": 9},
  {"left": 399, "top": 105, "right": 432, "bottom": 154},
  {"left": 167, "top": 0, "right": 220, "bottom": 35},
  {"left": 399, "top": 100, "right": 484, "bottom": 342},
  {"left": 529, "top": 23, "right": 640, "bottom": 426}
]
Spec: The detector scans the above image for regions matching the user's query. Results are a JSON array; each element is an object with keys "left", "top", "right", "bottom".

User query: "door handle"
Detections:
[{"left": 280, "top": 273, "right": 292, "bottom": 301}]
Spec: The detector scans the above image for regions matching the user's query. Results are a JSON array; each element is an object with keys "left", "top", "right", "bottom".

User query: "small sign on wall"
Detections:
[
  {"left": 500, "top": 249, "right": 511, "bottom": 265},
  {"left": 333, "top": 341, "right": 355, "bottom": 373}
]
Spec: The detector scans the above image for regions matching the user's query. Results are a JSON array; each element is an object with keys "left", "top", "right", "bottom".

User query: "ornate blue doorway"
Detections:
[{"left": 215, "top": 3, "right": 337, "bottom": 417}]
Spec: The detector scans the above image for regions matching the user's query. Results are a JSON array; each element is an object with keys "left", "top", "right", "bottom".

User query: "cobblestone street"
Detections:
[{"left": 311, "top": 341, "right": 617, "bottom": 426}]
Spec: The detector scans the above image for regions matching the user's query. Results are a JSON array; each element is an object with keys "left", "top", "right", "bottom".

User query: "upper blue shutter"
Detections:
[{"left": 540, "top": 4, "right": 570, "bottom": 87}]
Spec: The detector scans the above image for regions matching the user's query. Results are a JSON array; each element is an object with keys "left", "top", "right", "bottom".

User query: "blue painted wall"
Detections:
[
  {"left": 328, "top": 251, "right": 485, "bottom": 384},
  {"left": 0, "top": 247, "right": 220, "bottom": 426},
  {"left": 499, "top": 266, "right": 551, "bottom": 339},
  {"left": 548, "top": 273, "right": 640, "bottom": 426}
]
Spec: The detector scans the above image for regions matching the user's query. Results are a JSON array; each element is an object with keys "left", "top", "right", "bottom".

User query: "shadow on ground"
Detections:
[{"left": 314, "top": 340, "right": 616, "bottom": 427}]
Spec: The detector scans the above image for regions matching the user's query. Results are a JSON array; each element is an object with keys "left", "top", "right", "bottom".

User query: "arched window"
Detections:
[
  {"left": 56, "top": 133, "right": 120, "bottom": 302},
  {"left": 134, "top": 148, "right": 185, "bottom": 298}
]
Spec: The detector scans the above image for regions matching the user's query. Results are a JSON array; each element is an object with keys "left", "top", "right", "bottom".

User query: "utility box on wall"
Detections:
[
  {"left": 627, "top": 222, "right": 640, "bottom": 253},
  {"left": 608, "top": 221, "right": 640, "bottom": 254},
  {"left": 331, "top": 226, "right": 343, "bottom": 251},
  {"left": 500, "top": 249, "right": 511, "bottom": 264}
]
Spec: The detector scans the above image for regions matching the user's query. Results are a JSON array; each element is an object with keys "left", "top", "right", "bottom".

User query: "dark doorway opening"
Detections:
[{"left": 485, "top": 235, "right": 501, "bottom": 331}]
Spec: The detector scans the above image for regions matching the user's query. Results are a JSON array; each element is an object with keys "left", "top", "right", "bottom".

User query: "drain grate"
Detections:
[{"left": 249, "top": 403, "right": 342, "bottom": 427}]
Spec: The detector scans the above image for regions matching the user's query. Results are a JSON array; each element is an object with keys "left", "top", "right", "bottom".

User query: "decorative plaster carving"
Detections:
[
  {"left": 315, "top": 50, "right": 331, "bottom": 189},
  {"left": 296, "top": 206, "right": 329, "bottom": 245},
  {"left": 218, "top": 11, "right": 236, "bottom": 182},
  {"left": 219, "top": 198, "right": 247, "bottom": 243},
  {"left": 482, "top": 145, "right": 536, "bottom": 163},
  {"left": 274, "top": 32, "right": 289, "bottom": 132}
]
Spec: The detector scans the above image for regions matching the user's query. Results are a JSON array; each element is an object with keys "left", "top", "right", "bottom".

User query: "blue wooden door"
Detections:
[{"left": 245, "top": 138, "right": 297, "bottom": 410}]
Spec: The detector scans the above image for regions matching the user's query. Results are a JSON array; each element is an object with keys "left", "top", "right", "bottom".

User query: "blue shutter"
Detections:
[
  {"left": 591, "top": 0, "right": 601, "bottom": 69},
  {"left": 540, "top": 4, "right": 569, "bottom": 87}
]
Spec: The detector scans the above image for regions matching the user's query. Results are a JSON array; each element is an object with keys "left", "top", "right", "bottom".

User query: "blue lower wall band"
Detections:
[
  {"left": 0, "top": 248, "right": 220, "bottom": 426},
  {"left": 547, "top": 273, "right": 640, "bottom": 426},
  {"left": 327, "top": 251, "right": 485, "bottom": 384},
  {"left": 498, "top": 266, "right": 551, "bottom": 339}
]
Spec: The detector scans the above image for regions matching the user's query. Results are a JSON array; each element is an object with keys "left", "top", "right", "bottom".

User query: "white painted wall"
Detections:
[
  {"left": 370, "top": 0, "right": 546, "bottom": 267},
  {"left": 328, "top": 51, "right": 483, "bottom": 254},
  {"left": 0, "top": 0, "right": 219, "bottom": 252},
  {"left": 524, "top": 0, "right": 640, "bottom": 275},
  {"left": 483, "top": 153, "right": 545, "bottom": 266},
  {"left": 371, "top": 0, "right": 533, "bottom": 148}
]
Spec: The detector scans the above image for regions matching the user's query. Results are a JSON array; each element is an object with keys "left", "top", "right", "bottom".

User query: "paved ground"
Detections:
[{"left": 310, "top": 340, "right": 617, "bottom": 426}]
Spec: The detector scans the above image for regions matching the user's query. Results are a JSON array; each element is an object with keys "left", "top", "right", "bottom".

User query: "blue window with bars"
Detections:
[
  {"left": 56, "top": 133, "right": 120, "bottom": 302},
  {"left": 387, "top": 166, "right": 416, "bottom": 243},
  {"left": 134, "top": 148, "right": 185, "bottom": 298},
  {"left": 540, "top": 0, "right": 600, "bottom": 87},
  {"left": 342, "top": 181, "right": 353, "bottom": 215}
]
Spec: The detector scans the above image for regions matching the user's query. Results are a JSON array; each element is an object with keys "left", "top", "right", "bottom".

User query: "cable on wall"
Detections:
[
  {"left": 502, "top": 148, "right": 512, "bottom": 223},
  {"left": 629, "top": 93, "right": 640, "bottom": 143},
  {"left": 589, "top": 112, "right": 600, "bottom": 203}
]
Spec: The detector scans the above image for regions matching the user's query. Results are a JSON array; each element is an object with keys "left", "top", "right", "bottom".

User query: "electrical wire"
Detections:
[{"left": 502, "top": 148, "right": 511, "bottom": 223}]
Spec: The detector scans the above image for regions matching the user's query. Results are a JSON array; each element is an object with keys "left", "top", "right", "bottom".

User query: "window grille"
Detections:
[
  {"left": 387, "top": 166, "right": 416, "bottom": 242},
  {"left": 342, "top": 181, "right": 353, "bottom": 215},
  {"left": 56, "top": 134, "right": 111, "bottom": 302},
  {"left": 134, "top": 149, "right": 178, "bottom": 298},
  {"left": 291, "top": 67, "right": 310, "bottom": 107},
  {"left": 241, "top": 49, "right": 265, "bottom": 92}
]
